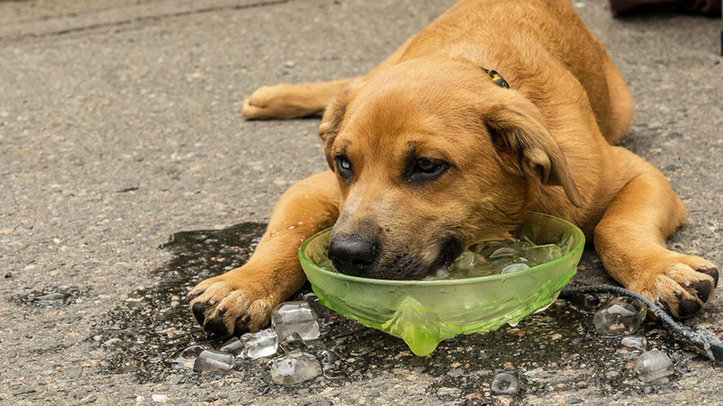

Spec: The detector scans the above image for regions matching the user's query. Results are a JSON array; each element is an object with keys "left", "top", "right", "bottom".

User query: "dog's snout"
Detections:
[{"left": 328, "top": 234, "right": 378, "bottom": 276}]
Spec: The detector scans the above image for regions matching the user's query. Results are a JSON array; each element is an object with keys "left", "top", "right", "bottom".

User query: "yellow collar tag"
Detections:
[{"left": 481, "top": 67, "right": 510, "bottom": 89}]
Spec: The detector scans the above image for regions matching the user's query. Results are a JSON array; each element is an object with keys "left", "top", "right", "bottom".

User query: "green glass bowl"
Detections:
[{"left": 298, "top": 212, "right": 585, "bottom": 356}]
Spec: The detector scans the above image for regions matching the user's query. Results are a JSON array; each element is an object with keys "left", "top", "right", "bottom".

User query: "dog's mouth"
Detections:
[
  {"left": 433, "top": 238, "right": 464, "bottom": 273},
  {"left": 375, "top": 237, "right": 463, "bottom": 280}
]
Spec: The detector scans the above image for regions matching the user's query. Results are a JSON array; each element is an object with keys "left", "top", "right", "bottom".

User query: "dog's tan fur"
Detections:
[{"left": 189, "top": 0, "right": 718, "bottom": 337}]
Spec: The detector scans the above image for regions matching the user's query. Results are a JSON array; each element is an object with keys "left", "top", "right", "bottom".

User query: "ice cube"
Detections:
[
  {"left": 593, "top": 297, "right": 646, "bottom": 336},
  {"left": 272, "top": 301, "right": 320, "bottom": 341},
  {"left": 621, "top": 335, "right": 647, "bottom": 350},
  {"left": 172, "top": 344, "right": 207, "bottom": 369},
  {"left": 446, "top": 251, "right": 498, "bottom": 278},
  {"left": 269, "top": 351, "right": 322, "bottom": 385},
  {"left": 489, "top": 246, "right": 520, "bottom": 259},
  {"left": 634, "top": 351, "right": 674, "bottom": 382},
  {"left": 490, "top": 372, "right": 519, "bottom": 395},
  {"left": 500, "top": 263, "right": 530, "bottom": 274},
  {"left": 279, "top": 332, "right": 310, "bottom": 354},
  {"left": 566, "top": 293, "right": 600, "bottom": 311},
  {"left": 241, "top": 329, "right": 279, "bottom": 359},
  {"left": 193, "top": 349, "right": 235, "bottom": 372},
  {"left": 180, "top": 344, "right": 206, "bottom": 358},
  {"left": 302, "top": 292, "right": 334, "bottom": 318},
  {"left": 219, "top": 337, "right": 245, "bottom": 356},
  {"left": 452, "top": 251, "right": 477, "bottom": 268},
  {"left": 320, "top": 349, "right": 337, "bottom": 371},
  {"left": 522, "top": 244, "right": 563, "bottom": 265}
]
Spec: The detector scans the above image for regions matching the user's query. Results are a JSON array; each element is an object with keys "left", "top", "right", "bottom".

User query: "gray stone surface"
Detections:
[{"left": 0, "top": 0, "right": 720, "bottom": 404}]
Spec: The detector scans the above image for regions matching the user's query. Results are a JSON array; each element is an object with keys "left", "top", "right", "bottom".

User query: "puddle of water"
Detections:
[
  {"left": 90, "top": 222, "right": 697, "bottom": 401},
  {"left": 91, "top": 222, "right": 265, "bottom": 381}
]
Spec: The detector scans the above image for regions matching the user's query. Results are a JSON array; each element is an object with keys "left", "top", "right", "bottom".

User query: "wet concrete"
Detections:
[
  {"left": 90, "top": 222, "right": 713, "bottom": 403},
  {"left": 92, "top": 222, "right": 265, "bottom": 380}
]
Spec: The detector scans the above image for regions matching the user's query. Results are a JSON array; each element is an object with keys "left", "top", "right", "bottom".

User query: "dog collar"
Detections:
[{"left": 480, "top": 67, "right": 509, "bottom": 88}]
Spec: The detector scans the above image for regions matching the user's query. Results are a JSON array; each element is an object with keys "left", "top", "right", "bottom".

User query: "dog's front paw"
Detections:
[
  {"left": 188, "top": 268, "right": 277, "bottom": 338},
  {"left": 637, "top": 254, "right": 718, "bottom": 319}
]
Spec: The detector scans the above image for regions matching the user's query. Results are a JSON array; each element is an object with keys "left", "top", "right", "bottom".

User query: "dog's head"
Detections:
[{"left": 319, "top": 59, "right": 580, "bottom": 279}]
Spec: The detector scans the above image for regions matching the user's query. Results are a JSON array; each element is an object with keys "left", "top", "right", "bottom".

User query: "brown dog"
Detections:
[{"left": 189, "top": 0, "right": 718, "bottom": 337}]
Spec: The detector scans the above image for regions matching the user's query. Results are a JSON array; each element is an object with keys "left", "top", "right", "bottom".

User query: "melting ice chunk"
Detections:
[
  {"left": 172, "top": 344, "right": 207, "bottom": 369},
  {"left": 500, "top": 263, "right": 530, "bottom": 274},
  {"left": 490, "top": 372, "right": 520, "bottom": 395},
  {"left": 593, "top": 297, "right": 646, "bottom": 336},
  {"left": 621, "top": 335, "right": 647, "bottom": 350},
  {"left": 272, "top": 301, "right": 320, "bottom": 341},
  {"left": 193, "top": 349, "right": 235, "bottom": 372},
  {"left": 301, "top": 292, "right": 334, "bottom": 318},
  {"left": 269, "top": 351, "right": 322, "bottom": 385},
  {"left": 489, "top": 246, "right": 520, "bottom": 259},
  {"left": 241, "top": 329, "right": 279, "bottom": 359},
  {"left": 634, "top": 351, "right": 674, "bottom": 382},
  {"left": 219, "top": 337, "right": 245, "bottom": 356},
  {"left": 320, "top": 349, "right": 337, "bottom": 371}
]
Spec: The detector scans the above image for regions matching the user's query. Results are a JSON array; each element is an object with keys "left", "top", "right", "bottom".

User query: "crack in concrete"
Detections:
[{"left": 0, "top": 0, "right": 293, "bottom": 42}]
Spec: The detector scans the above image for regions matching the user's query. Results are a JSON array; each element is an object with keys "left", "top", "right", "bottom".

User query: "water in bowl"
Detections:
[
  {"left": 429, "top": 238, "right": 563, "bottom": 280},
  {"left": 316, "top": 237, "right": 563, "bottom": 280}
]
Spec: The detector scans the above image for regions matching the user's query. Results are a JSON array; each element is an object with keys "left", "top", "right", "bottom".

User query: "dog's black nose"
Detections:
[{"left": 328, "top": 234, "right": 378, "bottom": 276}]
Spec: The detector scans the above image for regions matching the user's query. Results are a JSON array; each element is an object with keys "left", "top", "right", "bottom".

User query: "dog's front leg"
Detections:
[
  {"left": 188, "top": 170, "right": 339, "bottom": 337},
  {"left": 594, "top": 149, "right": 718, "bottom": 318}
]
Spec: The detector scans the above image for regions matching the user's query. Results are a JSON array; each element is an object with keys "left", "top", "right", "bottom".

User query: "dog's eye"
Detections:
[
  {"left": 335, "top": 155, "right": 353, "bottom": 181},
  {"left": 408, "top": 158, "right": 449, "bottom": 184},
  {"left": 416, "top": 158, "right": 439, "bottom": 173}
]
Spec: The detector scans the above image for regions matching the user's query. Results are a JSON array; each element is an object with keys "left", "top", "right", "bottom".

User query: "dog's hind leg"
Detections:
[
  {"left": 600, "top": 52, "right": 633, "bottom": 144},
  {"left": 242, "top": 78, "right": 361, "bottom": 119},
  {"left": 594, "top": 148, "right": 718, "bottom": 318},
  {"left": 242, "top": 35, "right": 417, "bottom": 120}
]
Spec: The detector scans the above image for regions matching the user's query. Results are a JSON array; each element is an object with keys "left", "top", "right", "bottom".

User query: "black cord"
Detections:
[{"left": 560, "top": 284, "right": 722, "bottom": 362}]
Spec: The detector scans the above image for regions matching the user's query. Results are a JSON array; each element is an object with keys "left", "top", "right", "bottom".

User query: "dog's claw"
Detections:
[
  {"left": 192, "top": 302, "right": 206, "bottom": 326},
  {"left": 234, "top": 315, "right": 251, "bottom": 337},
  {"left": 187, "top": 289, "right": 204, "bottom": 300},
  {"left": 698, "top": 266, "right": 719, "bottom": 287}
]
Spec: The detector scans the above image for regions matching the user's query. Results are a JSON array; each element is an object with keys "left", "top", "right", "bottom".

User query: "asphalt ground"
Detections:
[{"left": 0, "top": 0, "right": 721, "bottom": 404}]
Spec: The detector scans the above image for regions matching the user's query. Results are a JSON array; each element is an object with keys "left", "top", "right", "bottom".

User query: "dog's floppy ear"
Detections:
[
  {"left": 486, "top": 104, "right": 582, "bottom": 207},
  {"left": 318, "top": 88, "right": 351, "bottom": 170}
]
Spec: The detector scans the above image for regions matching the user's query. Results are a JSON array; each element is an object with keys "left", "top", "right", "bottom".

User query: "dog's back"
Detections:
[{"left": 398, "top": 0, "right": 621, "bottom": 141}]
